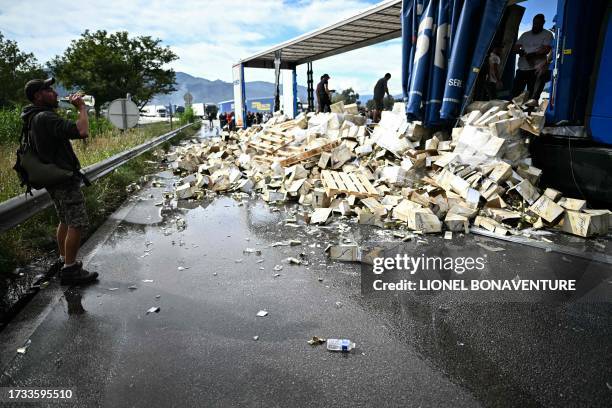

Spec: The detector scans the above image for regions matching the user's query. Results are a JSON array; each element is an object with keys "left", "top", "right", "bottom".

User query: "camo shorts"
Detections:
[{"left": 47, "top": 180, "right": 89, "bottom": 230}]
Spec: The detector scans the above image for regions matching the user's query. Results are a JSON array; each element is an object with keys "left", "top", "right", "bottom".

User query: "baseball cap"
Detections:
[
  {"left": 322, "top": 74, "right": 330, "bottom": 79},
  {"left": 24, "top": 77, "right": 55, "bottom": 102}
]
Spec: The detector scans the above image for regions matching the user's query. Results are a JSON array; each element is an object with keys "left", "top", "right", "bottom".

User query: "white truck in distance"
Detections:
[{"left": 140, "top": 105, "right": 167, "bottom": 118}]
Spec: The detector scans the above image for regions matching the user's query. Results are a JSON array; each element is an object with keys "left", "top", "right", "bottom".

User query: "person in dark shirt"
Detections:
[
  {"left": 226, "top": 111, "right": 236, "bottom": 131},
  {"left": 373, "top": 73, "right": 391, "bottom": 122},
  {"left": 226, "top": 112, "right": 232, "bottom": 131},
  {"left": 21, "top": 78, "right": 98, "bottom": 285},
  {"left": 316, "top": 74, "right": 332, "bottom": 113}
]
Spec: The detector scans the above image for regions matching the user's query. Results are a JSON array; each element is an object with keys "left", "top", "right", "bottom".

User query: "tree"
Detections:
[
  {"left": 0, "top": 32, "right": 46, "bottom": 107},
  {"left": 332, "top": 87, "right": 359, "bottom": 105},
  {"left": 365, "top": 95, "right": 395, "bottom": 111},
  {"left": 383, "top": 95, "right": 395, "bottom": 110},
  {"left": 48, "top": 30, "right": 178, "bottom": 114},
  {"left": 179, "top": 106, "right": 195, "bottom": 124}
]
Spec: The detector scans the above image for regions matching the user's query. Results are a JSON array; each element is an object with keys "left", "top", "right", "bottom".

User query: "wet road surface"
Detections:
[{"left": 0, "top": 134, "right": 611, "bottom": 407}]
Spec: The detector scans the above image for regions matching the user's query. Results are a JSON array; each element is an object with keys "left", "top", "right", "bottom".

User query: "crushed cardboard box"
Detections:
[{"left": 164, "top": 100, "right": 609, "bottom": 239}]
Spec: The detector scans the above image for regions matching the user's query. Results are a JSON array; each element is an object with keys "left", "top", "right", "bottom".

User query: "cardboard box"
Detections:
[
  {"left": 543, "top": 188, "right": 562, "bottom": 201},
  {"left": 407, "top": 210, "right": 442, "bottom": 233},
  {"left": 529, "top": 195, "right": 564, "bottom": 223},
  {"left": 313, "top": 188, "right": 330, "bottom": 208},
  {"left": 444, "top": 214, "right": 469, "bottom": 232},
  {"left": 392, "top": 199, "right": 423, "bottom": 222},
  {"left": 358, "top": 210, "right": 384, "bottom": 228},
  {"left": 310, "top": 208, "right": 333, "bottom": 224},
  {"left": 327, "top": 244, "right": 360, "bottom": 261},
  {"left": 488, "top": 162, "right": 512, "bottom": 183},
  {"left": 558, "top": 197, "right": 587, "bottom": 212},
  {"left": 513, "top": 179, "right": 541, "bottom": 205},
  {"left": 561, "top": 210, "right": 609, "bottom": 237}
]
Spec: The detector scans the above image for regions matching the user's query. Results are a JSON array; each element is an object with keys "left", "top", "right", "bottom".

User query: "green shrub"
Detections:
[
  {"left": 89, "top": 115, "right": 114, "bottom": 137},
  {"left": 179, "top": 106, "right": 195, "bottom": 125},
  {"left": 0, "top": 123, "right": 199, "bottom": 275},
  {"left": 0, "top": 105, "right": 23, "bottom": 144},
  {"left": 0, "top": 105, "right": 117, "bottom": 146}
]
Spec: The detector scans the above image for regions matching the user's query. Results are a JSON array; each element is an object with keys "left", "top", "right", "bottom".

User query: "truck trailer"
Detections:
[
  {"left": 217, "top": 97, "right": 277, "bottom": 114},
  {"left": 401, "top": 0, "right": 611, "bottom": 205},
  {"left": 140, "top": 105, "right": 168, "bottom": 118}
]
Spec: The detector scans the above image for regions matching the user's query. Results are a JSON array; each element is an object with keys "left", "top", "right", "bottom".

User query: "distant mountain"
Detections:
[{"left": 150, "top": 72, "right": 308, "bottom": 106}]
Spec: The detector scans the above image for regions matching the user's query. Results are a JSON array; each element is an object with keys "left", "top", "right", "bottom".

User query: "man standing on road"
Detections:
[
  {"left": 229, "top": 111, "right": 236, "bottom": 131},
  {"left": 512, "top": 14, "right": 553, "bottom": 101},
  {"left": 486, "top": 45, "right": 503, "bottom": 100},
  {"left": 21, "top": 78, "right": 98, "bottom": 285},
  {"left": 208, "top": 112, "right": 214, "bottom": 130},
  {"left": 316, "top": 74, "right": 332, "bottom": 113},
  {"left": 373, "top": 73, "right": 391, "bottom": 123},
  {"left": 226, "top": 112, "right": 232, "bottom": 130}
]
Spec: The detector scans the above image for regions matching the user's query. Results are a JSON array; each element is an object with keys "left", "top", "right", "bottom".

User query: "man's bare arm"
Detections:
[
  {"left": 324, "top": 84, "right": 329, "bottom": 96},
  {"left": 534, "top": 45, "right": 552, "bottom": 56},
  {"left": 69, "top": 95, "right": 89, "bottom": 138}
]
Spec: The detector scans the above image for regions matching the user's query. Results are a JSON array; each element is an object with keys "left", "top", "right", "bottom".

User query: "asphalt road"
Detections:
[{"left": 0, "top": 133, "right": 611, "bottom": 407}]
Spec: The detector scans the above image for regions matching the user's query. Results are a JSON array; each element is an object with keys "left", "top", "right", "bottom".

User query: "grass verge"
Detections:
[
  {"left": 0, "top": 120, "right": 180, "bottom": 202},
  {"left": 0, "top": 122, "right": 200, "bottom": 277}
]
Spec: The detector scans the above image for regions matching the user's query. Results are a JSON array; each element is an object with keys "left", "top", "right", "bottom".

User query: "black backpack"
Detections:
[{"left": 13, "top": 113, "right": 74, "bottom": 196}]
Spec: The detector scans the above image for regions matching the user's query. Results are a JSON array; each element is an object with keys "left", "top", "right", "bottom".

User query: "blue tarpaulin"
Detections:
[
  {"left": 406, "top": 0, "right": 436, "bottom": 118},
  {"left": 449, "top": 0, "right": 465, "bottom": 51},
  {"left": 424, "top": 0, "right": 450, "bottom": 124},
  {"left": 458, "top": 0, "right": 507, "bottom": 115},
  {"left": 401, "top": 0, "right": 506, "bottom": 126},
  {"left": 401, "top": 0, "right": 415, "bottom": 98}
]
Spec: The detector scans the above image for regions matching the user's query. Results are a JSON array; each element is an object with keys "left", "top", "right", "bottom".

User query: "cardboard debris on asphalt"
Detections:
[
  {"left": 307, "top": 336, "right": 327, "bottom": 346},
  {"left": 163, "top": 97, "right": 610, "bottom": 246}
]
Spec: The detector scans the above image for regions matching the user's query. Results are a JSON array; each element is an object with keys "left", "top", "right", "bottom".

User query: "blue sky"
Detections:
[
  {"left": 0, "top": 0, "right": 559, "bottom": 98},
  {"left": 519, "top": 0, "right": 557, "bottom": 30}
]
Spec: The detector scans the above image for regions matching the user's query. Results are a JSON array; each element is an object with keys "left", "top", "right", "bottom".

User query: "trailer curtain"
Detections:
[{"left": 401, "top": 0, "right": 506, "bottom": 126}]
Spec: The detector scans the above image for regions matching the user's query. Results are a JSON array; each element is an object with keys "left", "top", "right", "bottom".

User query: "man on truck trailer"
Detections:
[
  {"left": 512, "top": 13, "right": 554, "bottom": 101},
  {"left": 373, "top": 73, "right": 392, "bottom": 122},
  {"left": 316, "top": 74, "right": 332, "bottom": 113}
]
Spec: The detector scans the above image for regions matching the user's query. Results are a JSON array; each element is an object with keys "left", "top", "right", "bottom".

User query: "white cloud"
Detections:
[
  {"left": 0, "top": 0, "right": 402, "bottom": 98},
  {"left": 295, "top": 39, "right": 403, "bottom": 96}
]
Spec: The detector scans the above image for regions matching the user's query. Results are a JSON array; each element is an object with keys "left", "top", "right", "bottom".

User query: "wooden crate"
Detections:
[
  {"left": 279, "top": 140, "right": 340, "bottom": 167},
  {"left": 246, "top": 132, "right": 295, "bottom": 155},
  {"left": 321, "top": 170, "right": 380, "bottom": 198}
]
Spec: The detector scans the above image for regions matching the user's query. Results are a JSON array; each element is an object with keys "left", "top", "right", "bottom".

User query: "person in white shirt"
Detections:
[
  {"left": 486, "top": 44, "right": 503, "bottom": 100},
  {"left": 512, "top": 14, "right": 553, "bottom": 101}
]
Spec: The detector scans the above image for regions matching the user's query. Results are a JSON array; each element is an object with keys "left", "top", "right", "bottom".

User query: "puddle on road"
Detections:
[
  {"left": 29, "top": 154, "right": 609, "bottom": 406},
  {"left": 0, "top": 262, "right": 52, "bottom": 329},
  {"left": 64, "top": 289, "right": 86, "bottom": 315}
]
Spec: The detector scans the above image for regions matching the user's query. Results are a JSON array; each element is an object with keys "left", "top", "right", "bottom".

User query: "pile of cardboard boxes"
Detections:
[{"left": 166, "top": 97, "right": 610, "bottom": 239}]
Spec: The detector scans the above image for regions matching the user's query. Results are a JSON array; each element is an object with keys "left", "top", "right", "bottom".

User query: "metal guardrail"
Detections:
[{"left": 0, "top": 122, "right": 197, "bottom": 233}]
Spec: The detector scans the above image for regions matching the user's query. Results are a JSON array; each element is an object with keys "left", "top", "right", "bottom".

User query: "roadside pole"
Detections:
[{"left": 168, "top": 103, "right": 173, "bottom": 130}]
